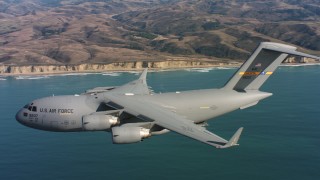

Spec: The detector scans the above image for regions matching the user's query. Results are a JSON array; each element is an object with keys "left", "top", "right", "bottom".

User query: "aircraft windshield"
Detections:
[{"left": 24, "top": 104, "right": 37, "bottom": 112}]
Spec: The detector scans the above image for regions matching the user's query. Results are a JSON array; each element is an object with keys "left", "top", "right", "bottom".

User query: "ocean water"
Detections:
[{"left": 1, "top": 66, "right": 320, "bottom": 180}]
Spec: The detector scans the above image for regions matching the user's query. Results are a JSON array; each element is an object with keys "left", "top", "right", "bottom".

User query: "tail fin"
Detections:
[{"left": 223, "top": 42, "right": 319, "bottom": 92}]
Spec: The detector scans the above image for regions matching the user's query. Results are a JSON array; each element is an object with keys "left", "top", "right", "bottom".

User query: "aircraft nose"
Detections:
[{"left": 15, "top": 109, "right": 26, "bottom": 125}]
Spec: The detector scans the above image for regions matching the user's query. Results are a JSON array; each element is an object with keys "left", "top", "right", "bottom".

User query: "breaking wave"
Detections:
[
  {"left": 126, "top": 71, "right": 141, "bottom": 75},
  {"left": 216, "top": 67, "right": 237, "bottom": 70},
  {"left": 184, "top": 67, "right": 237, "bottom": 73},
  {"left": 15, "top": 76, "right": 49, "bottom": 80},
  {"left": 54, "top": 73, "right": 100, "bottom": 76},
  {"left": 101, "top": 72, "right": 122, "bottom": 76},
  {"left": 185, "top": 68, "right": 214, "bottom": 72},
  {"left": 280, "top": 63, "right": 320, "bottom": 67}
]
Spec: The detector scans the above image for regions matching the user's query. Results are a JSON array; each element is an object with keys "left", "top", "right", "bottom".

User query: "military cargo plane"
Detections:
[{"left": 16, "top": 42, "right": 320, "bottom": 148}]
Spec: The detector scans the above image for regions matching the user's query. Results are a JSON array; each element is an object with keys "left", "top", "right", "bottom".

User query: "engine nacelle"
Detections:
[
  {"left": 112, "top": 127, "right": 151, "bottom": 144},
  {"left": 82, "top": 114, "right": 119, "bottom": 131}
]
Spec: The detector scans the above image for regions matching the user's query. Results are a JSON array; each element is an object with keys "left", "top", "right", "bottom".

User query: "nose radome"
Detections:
[{"left": 15, "top": 109, "right": 25, "bottom": 124}]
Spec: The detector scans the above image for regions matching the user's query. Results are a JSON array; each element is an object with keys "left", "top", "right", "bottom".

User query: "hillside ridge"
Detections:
[{"left": 1, "top": 0, "right": 319, "bottom": 70}]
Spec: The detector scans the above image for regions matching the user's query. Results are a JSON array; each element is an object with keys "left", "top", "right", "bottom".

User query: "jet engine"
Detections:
[
  {"left": 82, "top": 114, "right": 119, "bottom": 131},
  {"left": 112, "top": 127, "right": 151, "bottom": 144}
]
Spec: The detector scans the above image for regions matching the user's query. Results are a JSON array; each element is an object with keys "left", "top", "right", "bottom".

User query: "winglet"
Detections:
[
  {"left": 219, "top": 127, "right": 243, "bottom": 149},
  {"left": 139, "top": 68, "right": 148, "bottom": 82}
]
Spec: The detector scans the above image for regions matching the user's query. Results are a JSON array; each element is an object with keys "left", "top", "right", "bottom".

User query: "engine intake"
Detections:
[
  {"left": 82, "top": 114, "right": 119, "bottom": 131},
  {"left": 112, "top": 127, "right": 151, "bottom": 144}
]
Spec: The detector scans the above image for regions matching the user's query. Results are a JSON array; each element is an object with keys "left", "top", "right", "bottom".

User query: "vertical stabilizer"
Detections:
[{"left": 223, "top": 42, "right": 319, "bottom": 92}]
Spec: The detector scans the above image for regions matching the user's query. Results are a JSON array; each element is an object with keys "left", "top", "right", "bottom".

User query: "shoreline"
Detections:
[
  {"left": 1, "top": 62, "right": 319, "bottom": 77},
  {"left": 0, "top": 61, "right": 241, "bottom": 76},
  {"left": 1, "top": 66, "right": 236, "bottom": 77}
]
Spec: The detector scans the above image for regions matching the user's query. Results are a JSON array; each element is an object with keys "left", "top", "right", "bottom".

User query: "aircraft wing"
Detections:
[
  {"left": 105, "top": 95, "right": 243, "bottom": 148},
  {"left": 112, "top": 69, "right": 151, "bottom": 95}
]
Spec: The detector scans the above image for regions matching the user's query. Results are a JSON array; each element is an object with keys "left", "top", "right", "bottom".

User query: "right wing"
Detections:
[{"left": 105, "top": 94, "right": 243, "bottom": 148}]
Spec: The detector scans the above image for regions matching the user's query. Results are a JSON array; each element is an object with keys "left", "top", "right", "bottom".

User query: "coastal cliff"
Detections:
[
  {"left": 0, "top": 60, "right": 239, "bottom": 75},
  {"left": 1, "top": 57, "right": 318, "bottom": 75}
]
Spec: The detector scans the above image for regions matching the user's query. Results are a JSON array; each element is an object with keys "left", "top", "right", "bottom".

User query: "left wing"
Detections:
[
  {"left": 112, "top": 69, "right": 151, "bottom": 95},
  {"left": 105, "top": 94, "right": 243, "bottom": 148}
]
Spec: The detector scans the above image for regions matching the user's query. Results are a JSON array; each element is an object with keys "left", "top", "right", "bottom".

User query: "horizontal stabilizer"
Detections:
[
  {"left": 218, "top": 127, "right": 243, "bottom": 148},
  {"left": 263, "top": 45, "right": 320, "bottom": 60}
]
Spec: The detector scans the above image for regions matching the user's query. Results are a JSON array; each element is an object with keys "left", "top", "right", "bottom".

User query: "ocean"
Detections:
[{"left": 1, "top": 65, "right": 320, "bottom": 180}]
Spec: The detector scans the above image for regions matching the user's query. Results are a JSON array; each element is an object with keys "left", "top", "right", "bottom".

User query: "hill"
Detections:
[{"left": 0, "top": 0, "right": 319, "bottom": 66}]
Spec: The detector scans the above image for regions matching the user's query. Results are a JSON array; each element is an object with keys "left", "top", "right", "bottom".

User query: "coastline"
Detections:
[
  {"left": 0, "top": 60, "right": 241, "bottom": 76},
  {"left": 1, "top": 61, "right": 319, "bottom": 77}
]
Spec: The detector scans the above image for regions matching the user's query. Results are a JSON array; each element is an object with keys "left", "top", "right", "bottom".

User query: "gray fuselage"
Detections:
[{"left": 16, "top": 88, "right": 271, "bottom": 132}]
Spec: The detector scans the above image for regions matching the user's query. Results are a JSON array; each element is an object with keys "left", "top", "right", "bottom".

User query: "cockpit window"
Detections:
[
  {"left": 32, "top": 106, "right": 37, "bottom": 112},
  {"left": 25, "top": 104, "right": 37, "bottom": 112}
]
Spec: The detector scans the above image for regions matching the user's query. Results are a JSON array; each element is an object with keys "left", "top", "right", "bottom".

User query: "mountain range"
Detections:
[{"left": 0, "top": 0, "right": 320, "bottom": 65}]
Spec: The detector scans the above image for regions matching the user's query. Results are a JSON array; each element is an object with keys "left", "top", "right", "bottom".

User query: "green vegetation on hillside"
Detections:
[
  {"left": 202, "top": 22, "right": 223, "bottom": 30},
  {"left": 135, "top": 32, "right": 157, "bottom": 40}
]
